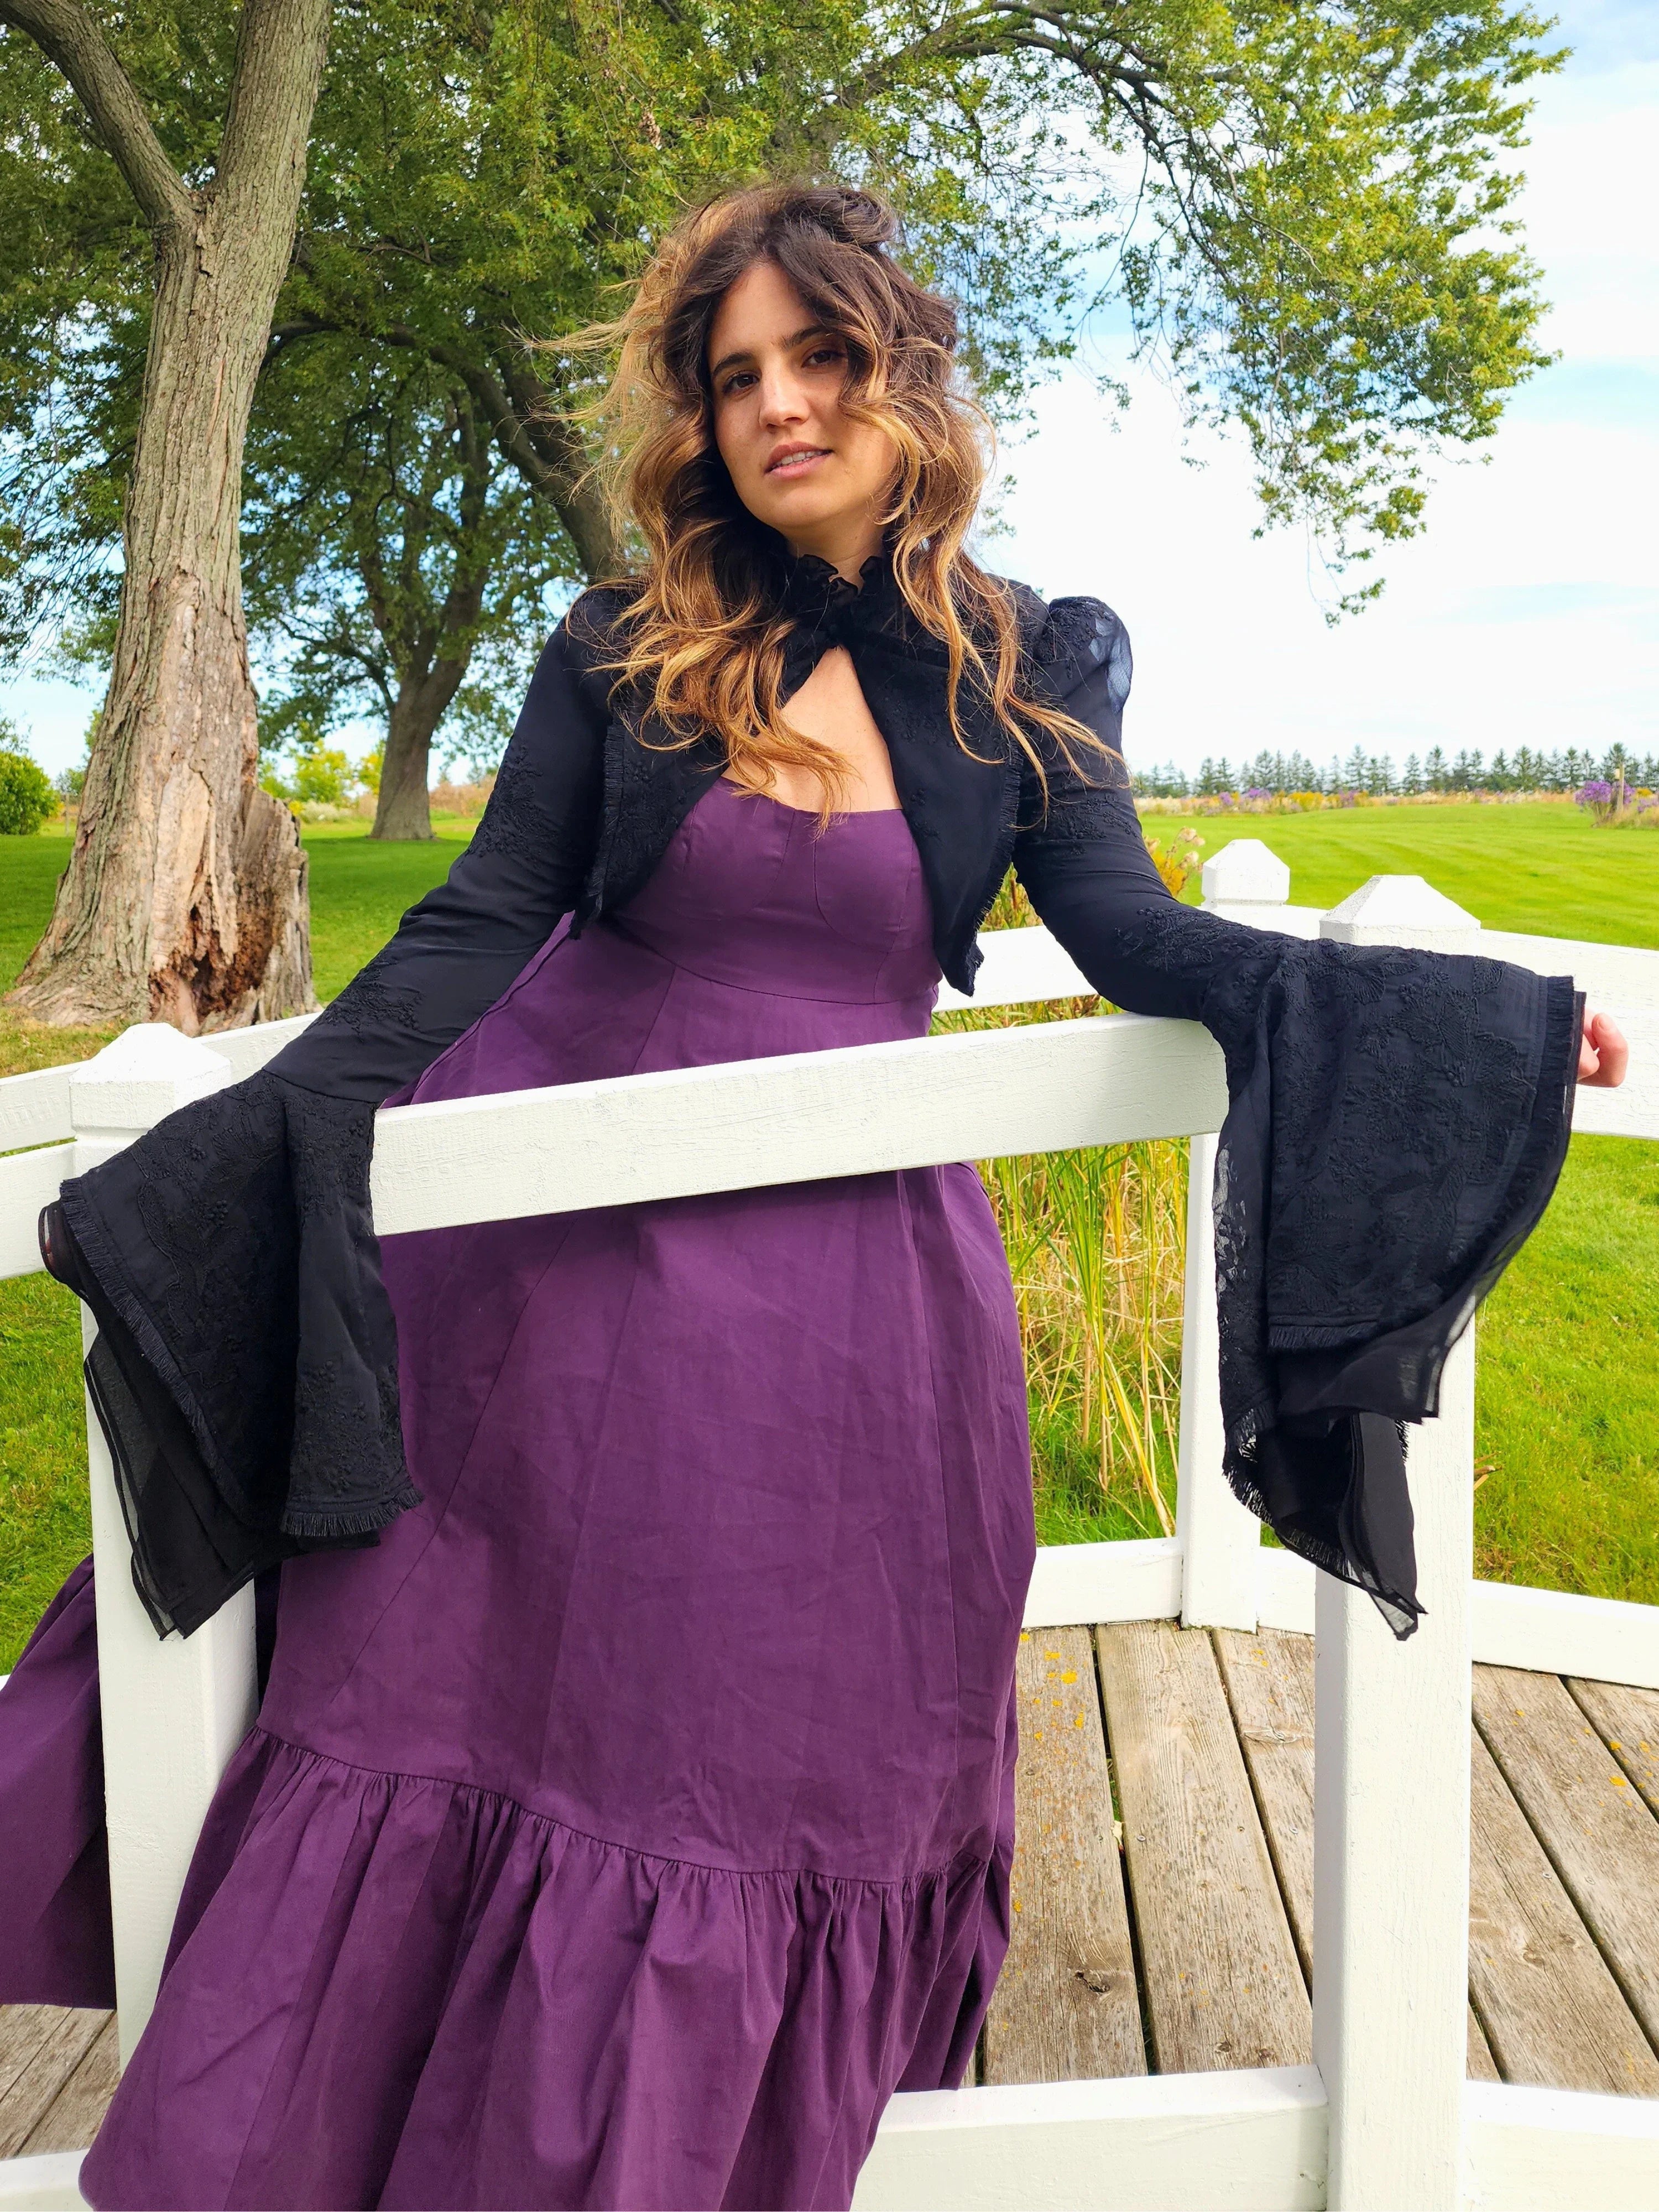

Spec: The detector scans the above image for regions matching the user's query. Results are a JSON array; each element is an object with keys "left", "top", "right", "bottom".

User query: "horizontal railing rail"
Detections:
[{"left": 369, "top": 1012, "right": 1228, "bottom": 1235}]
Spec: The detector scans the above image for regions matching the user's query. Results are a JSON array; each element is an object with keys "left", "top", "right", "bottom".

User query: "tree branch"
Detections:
[
  {"left": 378, "top": 323, "right": 622, "bottom": 580},
  {"left": 264, "top": 316, "right": 336, "bottom": 367},
  {"left": 431, "top": 390, "right": 493, "bottom": 655},
  {"left": 497, "top": 349, "right": 624, "bottom": 580},
  {"left": 0, "top": 0, "right": 190, "bottom": 230},
  {"left": 216, "top": 0, "right": 332, "bottom": 209},
  {"left": 281, "top": 610, "right": 395, "bottom": 712}
]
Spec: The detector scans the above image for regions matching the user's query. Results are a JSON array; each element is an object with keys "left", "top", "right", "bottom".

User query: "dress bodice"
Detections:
[
  {"left": 614, "top": 776, "right": 941, "bottom": 1007},
  {"left": 403, "top": 772, "right": 943, "bottom": 1110}
]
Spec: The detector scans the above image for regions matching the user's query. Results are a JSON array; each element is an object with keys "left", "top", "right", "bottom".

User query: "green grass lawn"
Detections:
[
  {"left": 1019, "top": 1124, "right": 1659, "bottom": 1592},
  {"left": 0, "top": 815, "right": 478, "bottom": 1009},
  {"left": 1157, "top": 800, "right": 1659, "bottom": 946},
  {"left": 0, "top": 1271, "right": 90, "bottom": 1667},
  {"left": 1472, "top": 1131, "right": 1659, "bottom": 1603},
  {"left": 300, "top": 817, "right": 479, "bottom": 1000},
  {"left": 1, "top": 800, "right": 1655, "bottom": 1666}
]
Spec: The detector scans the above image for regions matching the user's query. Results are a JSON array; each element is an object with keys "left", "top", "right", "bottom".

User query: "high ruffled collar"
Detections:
[{"left": 779, "top": 548, "right": 897, "bottom": 639}]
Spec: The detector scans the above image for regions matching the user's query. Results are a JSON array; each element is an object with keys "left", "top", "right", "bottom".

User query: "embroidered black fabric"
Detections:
[
  {"left": 1008, "top": 876, "right": 1580, "bottom": 1632},
  {"left": 41, "top": 1077, "right": 402, "bottom": 1636},
  {"left": 43, "top": 554, "right": 1579, "bottom": 1639}
]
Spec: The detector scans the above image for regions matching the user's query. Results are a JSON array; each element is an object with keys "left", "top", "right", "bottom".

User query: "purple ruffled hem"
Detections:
[{"left": 83, "top": 1727, "right": 1005, "bottom": 2211}]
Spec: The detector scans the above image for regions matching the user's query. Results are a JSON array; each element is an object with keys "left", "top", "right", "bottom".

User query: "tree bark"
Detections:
[
  {"left": 371, "top": 674, "right": 458, "bottom": 842},
  {"left": 367, "top": 391, "right": 492, "bottom": 842},
  {"left": 3, "top": 0, "right": 331, "bottom": 1030}
]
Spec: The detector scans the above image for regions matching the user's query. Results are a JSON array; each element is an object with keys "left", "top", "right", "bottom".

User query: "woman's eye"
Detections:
[
  {"left": 720, "top": 371, "right": 757, "bottom": 397},
  {"left": 805, "top": 346, "right": 845, "bottom": 368}
]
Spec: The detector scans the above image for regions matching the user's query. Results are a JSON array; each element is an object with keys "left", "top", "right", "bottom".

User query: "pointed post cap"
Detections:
[
  {"left": 1202, "top": 839, "right": 1292, "bottom": 907},
  {"left": 69, "top": 1022, "right": 236, "bottom": 1136},
  {"left": 1319, "top": 875, "right": 1481, "bottom": 951}
]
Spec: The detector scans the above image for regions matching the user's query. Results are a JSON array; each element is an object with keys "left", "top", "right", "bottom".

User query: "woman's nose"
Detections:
[{"left": 758, "top": 365, "right": 808, "bottom": 426}]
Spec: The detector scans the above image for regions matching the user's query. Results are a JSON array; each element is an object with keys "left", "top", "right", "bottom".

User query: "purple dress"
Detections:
[{"left": 70, "top": 778, "right": 1034, "bottom": 2210}]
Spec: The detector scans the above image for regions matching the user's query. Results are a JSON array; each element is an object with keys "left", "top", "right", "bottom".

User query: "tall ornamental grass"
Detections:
[{"left": 938, "top": 837, "right": 1203, "bottom": 1546}]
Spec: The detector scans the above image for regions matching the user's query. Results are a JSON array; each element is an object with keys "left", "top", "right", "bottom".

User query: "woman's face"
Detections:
[{"left": 707, "top": 259, "right": 895, "bottom": 580}]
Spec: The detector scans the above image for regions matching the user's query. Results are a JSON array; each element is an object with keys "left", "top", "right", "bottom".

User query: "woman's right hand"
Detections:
[{"left": 1579, "top": 1009, "right": 1629, "bottom": 1087}]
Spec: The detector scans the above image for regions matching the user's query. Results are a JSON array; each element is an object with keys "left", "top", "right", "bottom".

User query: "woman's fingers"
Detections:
[{"left": 1578, "top": 1009, "right": 1630, "bottom": 1088}]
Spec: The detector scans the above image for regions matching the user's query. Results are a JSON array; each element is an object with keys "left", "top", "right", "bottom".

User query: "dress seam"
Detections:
[
  {"left": 607, "top": 927, "right": 937, "bottom": 1008},
  {"left": 248, "top": 1726, "right": 982, "bottom": 1892}
]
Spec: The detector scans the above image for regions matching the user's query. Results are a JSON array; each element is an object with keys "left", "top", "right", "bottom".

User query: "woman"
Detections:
[{"left": 4, "top": 184, "right": 1625, "bottom": 2211}]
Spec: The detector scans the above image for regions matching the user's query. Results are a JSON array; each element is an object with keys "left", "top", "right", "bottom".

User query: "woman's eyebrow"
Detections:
[{"left": 709, "top": 325, "right": 830, "bottom": 380}]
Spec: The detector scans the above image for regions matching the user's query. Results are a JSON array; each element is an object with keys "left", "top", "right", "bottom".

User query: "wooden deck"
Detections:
[
  {"left": 986, "top": 1624, "right": 1659, "bottom": 2099},
  {"left": 6, "top": 1624, "right": 1658, "bottom": 2166},
  {"left": 0, "top": 2008, "right": 117, "bottom": 2163}
]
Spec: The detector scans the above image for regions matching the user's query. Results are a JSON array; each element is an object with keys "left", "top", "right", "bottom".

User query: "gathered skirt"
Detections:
[{"left": 25, "top": 784, "right": 1038, "bottom": 2208}]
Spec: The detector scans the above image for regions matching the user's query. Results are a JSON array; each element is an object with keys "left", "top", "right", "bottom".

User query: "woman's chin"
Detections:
[
  {"left": 754, "top": 497, "right": 871, "bottom": 558},
  {"left": 752, "top": 489, "right": 837, "bottom": 532}
]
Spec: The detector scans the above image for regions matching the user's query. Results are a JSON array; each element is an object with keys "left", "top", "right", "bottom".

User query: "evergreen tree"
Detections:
[{"left": 1286, "top": 750, "right": 1318, "bottom": 791}]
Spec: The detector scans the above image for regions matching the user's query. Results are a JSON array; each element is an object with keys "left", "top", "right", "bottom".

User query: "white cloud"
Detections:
[{"left": 999, "top": 12, "right": 1659, "bottom": 776}]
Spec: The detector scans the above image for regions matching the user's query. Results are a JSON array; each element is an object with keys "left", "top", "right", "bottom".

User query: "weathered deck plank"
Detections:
[
  {"left": 0, "top": 2008, "right": 110, "bottom": 2159},
  {"left": 1570, "top": 1677, "right": 1659, "bottom": 1820},
  {"left": 1213, "top": 1629, "right": 1499, "bottom": 2082},
  {"left": 1474, "top": 1665, "right": 1659, "bottom": 2056},
  {"left": 983, "top": 1627, "right": 1145, "bottom": 2085},
  {"left": 18, "top": 2016, "right": 119, "bottom": 2155},
  {"left": 1096, "top": 1620, "right": 1309, "bottom": 2074},
  {"left": 1210, "top": 1630, "right": 1315, "bottom": 1979},
  {"left": 1467, "top": 1723, "right": 1659, "bottom": 2095}
]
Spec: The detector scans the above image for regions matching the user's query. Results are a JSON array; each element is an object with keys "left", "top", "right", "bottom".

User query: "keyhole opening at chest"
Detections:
[{"left": 724, "top": 646, "right": 901, "bottom": 816}]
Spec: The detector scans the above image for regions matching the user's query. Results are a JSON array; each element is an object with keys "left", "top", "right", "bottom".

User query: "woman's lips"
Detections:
[{"left": 765, "top": 447, "right": 830, "bottom": 477}]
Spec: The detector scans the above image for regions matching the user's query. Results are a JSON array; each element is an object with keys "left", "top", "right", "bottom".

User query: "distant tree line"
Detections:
[{"left": 1133, "top": 743, "right": 1659, "bottom": 801}]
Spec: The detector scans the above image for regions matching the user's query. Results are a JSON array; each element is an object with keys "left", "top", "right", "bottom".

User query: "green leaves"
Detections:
[{"left": 0, "top": 0, "right": 1565, "bottom": 667}]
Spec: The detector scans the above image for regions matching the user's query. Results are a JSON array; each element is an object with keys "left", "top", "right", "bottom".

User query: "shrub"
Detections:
[
  {"left": 429, "top": 776, "right": 495, "bottom": 817},
  {"left": 289, "top": 743, "right": 354, "bottom": 806},
  {"left": 0, "top": 748, "right": 57, "bottom": 835},
  {"left": 1142, "top": 826, "right": 1204, "bottom": 896}
]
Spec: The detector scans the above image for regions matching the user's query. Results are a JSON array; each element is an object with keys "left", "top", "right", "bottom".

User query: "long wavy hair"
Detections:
[{"left": 561, "top": 184, "right": 1105, "bottom": 813}]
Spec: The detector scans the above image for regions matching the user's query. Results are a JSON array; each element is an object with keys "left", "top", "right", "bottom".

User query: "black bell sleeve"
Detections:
[
  {"left": 1015, "top": 599, "right": 1580, "bottom": 1635},
  {"left": 42, "top": 622, "right": 608, "bottom": 1637}
]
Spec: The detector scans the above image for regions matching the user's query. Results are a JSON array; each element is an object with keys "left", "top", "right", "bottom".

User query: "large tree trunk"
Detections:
[
  {"left": 370, "top": 416, "right": 489, "bottom": 843},
  {"left": 370, "top": 678, "right": 452, "bottom": 842},
  {"left": 3, "top": 0, "right": 331, "bottom": 1031}
]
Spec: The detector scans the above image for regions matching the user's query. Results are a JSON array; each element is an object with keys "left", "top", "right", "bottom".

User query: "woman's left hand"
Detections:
[{"left": 1579, "top": 1009, "right": 1629, "bottom": 1087}]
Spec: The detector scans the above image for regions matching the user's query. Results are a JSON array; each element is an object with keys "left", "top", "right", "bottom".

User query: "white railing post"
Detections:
[
  {"left": 1198, "top": 836, "right": 1292, "bottom": 924},
  {"left": 1311, "top": 879, "right": 1481, "bottom": 2210},
  {"left": 68, "top": 1025, "right": 259, "bottom": 2063},
  {"left": 1174, "top": 1131, "right": 1261, "bottom": 1629},
  {"left": 1173, "top": 843, "right": 1294, "bottom": 1629}
]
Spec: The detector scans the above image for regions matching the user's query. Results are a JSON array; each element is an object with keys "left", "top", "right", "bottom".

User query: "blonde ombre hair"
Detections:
[{"left": 563, "top": 184, "right": 1108, "bottom": 812}]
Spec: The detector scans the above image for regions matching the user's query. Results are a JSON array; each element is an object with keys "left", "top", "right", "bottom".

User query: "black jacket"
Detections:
[
  {"left": 268, "top": 554, "right": 1178, "bottom": 1103},
  {"left": 47, "top": 556, "right": 1580, "bottom": 1641}
]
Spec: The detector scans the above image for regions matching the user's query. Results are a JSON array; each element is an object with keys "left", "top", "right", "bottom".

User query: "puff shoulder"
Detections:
[{"left": 1030, "top": 592, "right": 1132, "bottom": 711}]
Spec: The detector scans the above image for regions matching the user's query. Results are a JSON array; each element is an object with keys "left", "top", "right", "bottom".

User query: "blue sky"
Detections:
[
  {"left": 997, "top": 0, "right": 1659, "bottom": 778},
  {"left": 3, "top": 1, "right": 1655, "bottom": 782}
]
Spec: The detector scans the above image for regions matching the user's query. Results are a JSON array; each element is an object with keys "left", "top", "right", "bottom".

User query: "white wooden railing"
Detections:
[{"left": 2, "top": 839, "right": 1658, "bottom": 2211}]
